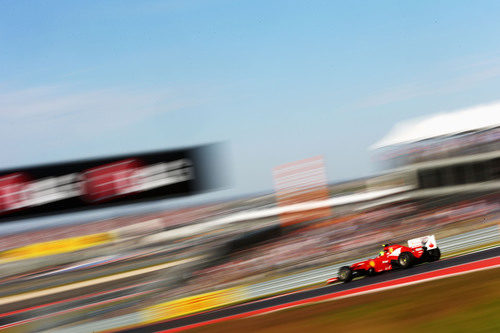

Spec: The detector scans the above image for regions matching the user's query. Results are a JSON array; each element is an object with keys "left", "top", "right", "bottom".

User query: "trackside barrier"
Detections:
[
  {"left": 438, "top": 226, "right": 500, "bottom": 252},
  {"left": 47, "top": 225, "right": 500, "bottom": 333},
  {"left": 141, "top": 286, "right": 248, "bottom": 324},
  {"left": 246, "top": 224, "right": 500, "bottom": 299},
  {"left": 0, "top": 232, "right": 115, "bottom": 263},
  {"left": 49, "top": 313, "right": 144, "bottom": 333},
  {"left": 136, "top": 225, "right": 500, "bottom": 325}
]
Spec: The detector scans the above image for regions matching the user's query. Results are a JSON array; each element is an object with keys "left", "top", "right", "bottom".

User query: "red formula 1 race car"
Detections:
[{"left": 335, "top": 235, "right": 441, "bottom": 283}]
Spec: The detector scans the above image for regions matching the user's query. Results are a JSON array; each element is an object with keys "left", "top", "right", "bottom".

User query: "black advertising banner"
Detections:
[{"left": 0, "top": 144, "right": 223, "bottom": 222}]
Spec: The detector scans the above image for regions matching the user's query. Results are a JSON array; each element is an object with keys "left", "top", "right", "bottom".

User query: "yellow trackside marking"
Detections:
[{"left": 0, "top": 232, "right": 116, "bottom": 263}]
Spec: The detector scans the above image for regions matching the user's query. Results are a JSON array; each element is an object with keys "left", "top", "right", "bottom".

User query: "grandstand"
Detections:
[{"left": 367, "top": 102, "right": 500, "bottom": 201}]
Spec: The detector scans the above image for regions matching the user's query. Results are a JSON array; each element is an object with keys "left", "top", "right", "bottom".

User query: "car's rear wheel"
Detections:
[
  {"left": 338, "top": 266, "right": 353, "bottom": 283},
  {"left": 428, "top": 248, "right": 441, "bottom": 261},
  {"left": 398, "top": 252, "right": 413, "bottom": 268}
]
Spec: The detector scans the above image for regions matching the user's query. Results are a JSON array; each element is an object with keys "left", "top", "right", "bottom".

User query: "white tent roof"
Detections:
[{"left": 371, "top": 101, "right": 500, "bottom": 150}]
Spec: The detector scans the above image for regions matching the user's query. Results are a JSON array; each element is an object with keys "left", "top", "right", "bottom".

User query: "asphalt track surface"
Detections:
[
  {"left": 0, "top": 254, "right": 200, "bottom": 330},
  {"left": 122, "top": 246, "right": 500, "bottom": 332}
]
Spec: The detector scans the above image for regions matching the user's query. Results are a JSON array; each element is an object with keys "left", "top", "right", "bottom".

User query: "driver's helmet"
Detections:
[{"left": 378, "top": 251, "right": 385, "bottom": 257}]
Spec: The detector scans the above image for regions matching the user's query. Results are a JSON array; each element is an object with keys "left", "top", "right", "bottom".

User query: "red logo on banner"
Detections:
[
  {"left": 83, "top": 159, "right": 143, "bottom": 202},
  {"left": 0, "top": 173, "right": 30, "bottom": 213}
]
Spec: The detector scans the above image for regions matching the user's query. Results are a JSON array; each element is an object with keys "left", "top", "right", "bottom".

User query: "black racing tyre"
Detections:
[
  {"left": 398, "top": 252, "right": 413, "bottom": 268},
  {"left": 428, "top": 248, "right": 441, "bottom": 262},
  {"left": 367, "top": 267, "right": 375, "bottom": 277},
  {"left": 338, "top": 266, "right": 353, "bottom": 283}
]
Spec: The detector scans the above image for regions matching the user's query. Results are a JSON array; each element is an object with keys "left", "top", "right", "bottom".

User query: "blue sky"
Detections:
[{"left": 2, "top": 0, "right": 500, "bottom": 208}]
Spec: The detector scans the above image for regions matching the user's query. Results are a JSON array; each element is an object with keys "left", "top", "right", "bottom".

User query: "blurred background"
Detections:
[{"left": 0, "top": 1, "right": 499, "bottom": 332}]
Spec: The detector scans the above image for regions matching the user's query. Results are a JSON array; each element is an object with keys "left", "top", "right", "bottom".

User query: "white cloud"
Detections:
[
  {"left": 0, "top": 85, "right": 185, "bottom": 120},
  {"left": 0, "top": 84, "right": 199, "bottom": 134},
  {"left": 0, "top": 84, "right": 198, "bottom": 167},
  {"left": 353, "top": 56, "right": 500, "bottom": 110}
]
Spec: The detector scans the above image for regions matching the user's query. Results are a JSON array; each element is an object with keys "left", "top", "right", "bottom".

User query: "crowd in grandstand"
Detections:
[
  {"left": 379, "top": 127, "right": 500, "bottom": 168},
  {"left": 170, "top": 193, "right": 500, "bottom": 297}
]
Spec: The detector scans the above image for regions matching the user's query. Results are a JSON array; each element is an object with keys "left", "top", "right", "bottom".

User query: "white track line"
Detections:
[{"left": 0, "top": 256, "right": 200, "bottom": 306}]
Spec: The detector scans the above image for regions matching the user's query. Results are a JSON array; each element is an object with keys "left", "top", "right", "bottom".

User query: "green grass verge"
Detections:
[{"left": 188, "top": 267, "right": 500, "bottom": 333}]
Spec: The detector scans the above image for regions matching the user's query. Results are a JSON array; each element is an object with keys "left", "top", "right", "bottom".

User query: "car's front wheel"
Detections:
[{"left": 338, "top": 266, "right": 353, "bottom": 283}]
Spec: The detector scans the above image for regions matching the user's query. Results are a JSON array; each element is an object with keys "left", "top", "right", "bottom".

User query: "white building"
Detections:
[{"left": 367, "top": 102, "right": 500, "bottom": 201}]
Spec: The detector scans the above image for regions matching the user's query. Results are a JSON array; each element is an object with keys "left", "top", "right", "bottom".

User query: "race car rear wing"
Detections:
[{"left": 408, "top": 235, "right": 438, "bottom": 250}]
